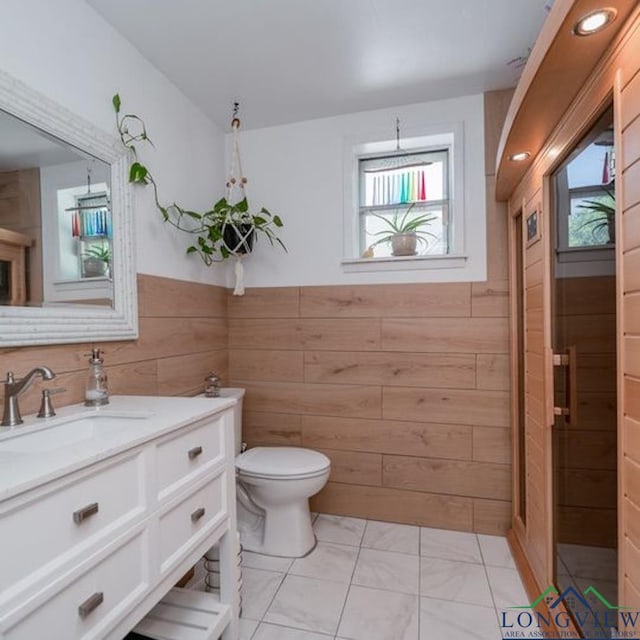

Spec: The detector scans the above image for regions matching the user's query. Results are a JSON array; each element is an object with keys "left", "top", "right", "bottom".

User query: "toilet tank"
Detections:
[{"left": 219, "top": 387, "right": 245, "bottom": 455}]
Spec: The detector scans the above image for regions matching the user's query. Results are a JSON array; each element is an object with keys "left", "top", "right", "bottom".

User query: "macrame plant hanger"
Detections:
[{"left": 224, "top": 102, "right": 251, "bottom": 296}]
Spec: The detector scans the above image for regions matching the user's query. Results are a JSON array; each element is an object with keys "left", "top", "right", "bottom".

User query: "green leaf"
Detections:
[
  {"left": 213, "top": 197, "right": 228, "bottom": 212},
  {"left": 112, "top": 94, "right": 121, "bottom": 113},
  {"left": 186, "top": 246, "right": 197, "bottom": 254},
  {"left": 220, "top": 245, "right": 230, "bottom": 259},
  {"left": 273, "top": 215, "right": 283, "bottom": 227},
  {"left": 236, "top": 198, "right": 249, "bottom": 213},
  {"left": 183, "top": 210, "right": 202, "bottom": 220},
  {"left": 253, "top": 216, "right": 267, "bottom": 225},
  {"left": 129, "top": 162, "right": 149, "bottom": 184}
]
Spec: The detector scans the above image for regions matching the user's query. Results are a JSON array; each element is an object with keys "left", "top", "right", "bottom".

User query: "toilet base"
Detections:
[{"left": 237, "top": 498, "right": 317, "bottom": 558}]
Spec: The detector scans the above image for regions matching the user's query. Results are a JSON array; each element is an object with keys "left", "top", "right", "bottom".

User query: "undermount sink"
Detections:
[{"left": 0, "top": 410, "right": 154, "bottom": 454}]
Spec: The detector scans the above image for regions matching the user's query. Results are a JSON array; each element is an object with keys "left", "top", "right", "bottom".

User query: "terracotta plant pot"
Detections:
[
  {"left": 83, "top": 257, "right": 108, "bottom": 278},
  {"left": 391, "top": 232, "right": 418, "bottom": 256}
]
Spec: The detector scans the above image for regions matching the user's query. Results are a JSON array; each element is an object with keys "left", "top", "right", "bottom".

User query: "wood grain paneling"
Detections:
[
  {"left": 301, "top": 415, "right": 472, "bottom": 460},
  {"left": 310, "top": 482, "right": 474, "bottom": 531},
  {"left": 157, "top": 350, "right": 227, "bottom": 396},
  {"left": 300, "top": 283, "right": 471, "bottom": 318},
  {"left": 383, "top": 455, "right": 511, "bottom": 501},
  {"left": 624, "top": 249, "right": 640, "bottom": 293},
  {"left": 624, "top": 293, "right": 640, "bottom": 334},
  {"left": 0, "top": 274, "right": 229, "bottom": 414},
  {"left": 243, "top": 411, "right": 302, "bottom": 446},
  {"left": 625, "top": 377, "right": 640, "bottom": 421},
  {"left": 229, "top": 318, "right": 381, "bottom": 351},
  {"left": 627, "top": 417, "right": 640, "bottom": 464},
  {"left": 473, "top": 426, "right": 511, "bottom": 464},
  {"left": 485, "top": 90, "right": 515, "bottom": 176},
  {"left": 473, "top": 498, "right": 511, "bottom": 535},
  {"left": 622, "top": 114, "right": 640, "bottom": 171},
  {"left": 317, "top": 449, "right": 382, "bottom": 486},
  {"left": 382, "top": 317, "right": 509, "bottom": 354},
  {"left": 383, "top": 387, "right": 510, "bottom": 427},
  {"left": 621, "top": 68, "right": 640, "bottom": 129},
  {"left": 486, "top": 176, "right": 510, "bottom": 280},
  {"left": 624, "top": 497, "right": 640, "bottom": 551},
  {"left": 227, "top": 286, "right": 299, "bottom": 318},
  {"left": 303, "top": 351, "right": 475, "bottom": 388},
  {"left": 138, "top": 275, "right": 227, "bottom": 318},
  {"left": 240, "top": 381, "right": 381, "bottom": 419},
  {"left": 230, "top": 349, "right": 304, "bottom": 382},
  {"left": 622, "top": 162, "right": 640, "bottom": 213},
  {"left": 622, "top": 202, "right": 640, "bottom": 248},
  {"left": 471, "top": 281, "right": 509, "bottom": 317},
  {"left": 476, "top": 354, "right": 510, "bottom": 391}
]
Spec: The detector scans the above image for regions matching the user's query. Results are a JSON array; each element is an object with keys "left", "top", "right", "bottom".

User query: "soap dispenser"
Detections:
[{"left": 85, "top": 348, "right": 109, "bottom": 406}]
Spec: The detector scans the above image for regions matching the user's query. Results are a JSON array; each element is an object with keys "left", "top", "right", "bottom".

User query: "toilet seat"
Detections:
[{"left": 236, "top": 447, "right": 330, "bottom": 480}]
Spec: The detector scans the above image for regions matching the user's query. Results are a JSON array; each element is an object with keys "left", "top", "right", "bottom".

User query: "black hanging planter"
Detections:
[{"left": 223, "top": 223, "right": 255, "bottom": 255}]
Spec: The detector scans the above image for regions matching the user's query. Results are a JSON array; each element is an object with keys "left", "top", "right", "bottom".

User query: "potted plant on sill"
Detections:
[
  {"left": 81, "top": 245, "right": 111, "bottom": 278},
  {"left": 576, "top": 186, "right": 616, "bottom": 244},
  {"left": 112, "top": 94, "right": 285, "bottom": 266},
  {"left": 369, "top": 203, "right": 437, "bottom": 256}
]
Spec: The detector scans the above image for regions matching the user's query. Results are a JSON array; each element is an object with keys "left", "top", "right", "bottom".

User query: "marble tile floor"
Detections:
[{"left": 237, "top": 513, "right": 528, "bottom": 640}]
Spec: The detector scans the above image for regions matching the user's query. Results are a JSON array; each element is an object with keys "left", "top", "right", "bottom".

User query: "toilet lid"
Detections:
[{"left": 236, "top": 447, "right": 330, "bottom": 478}]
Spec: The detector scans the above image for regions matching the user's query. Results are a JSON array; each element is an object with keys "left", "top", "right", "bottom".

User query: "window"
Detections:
[
  {"left": 342, "top": 125, "right": 473, "bottom": 276},
  {"left": 358, "top": 148, "right": 450, "bottom": 257}
]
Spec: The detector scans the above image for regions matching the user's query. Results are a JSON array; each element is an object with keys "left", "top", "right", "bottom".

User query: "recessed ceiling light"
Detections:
[
  {"left": 573, "top": 8, "right": 617, "bottom": 36},
  {"left": 509, "top": 152, "right": 530, "bottom": 162}
]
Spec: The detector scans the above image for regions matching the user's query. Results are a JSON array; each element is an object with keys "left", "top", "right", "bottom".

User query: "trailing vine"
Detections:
[{"left": 112, "top": 94, "right": 285, "bottom": 264}]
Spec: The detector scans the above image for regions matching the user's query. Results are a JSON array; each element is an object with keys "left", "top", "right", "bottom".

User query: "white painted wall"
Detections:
[
  {"left": 0, "top": 0, "right": 227, "bottom": 286},
  {"left": 226, "top": 94, "right": 486, "bottom": 288}
]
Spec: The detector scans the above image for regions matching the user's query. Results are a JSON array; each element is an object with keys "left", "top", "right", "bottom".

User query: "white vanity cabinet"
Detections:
[{"left": 0, "top": 397, "right": 239, "bottom": 640}]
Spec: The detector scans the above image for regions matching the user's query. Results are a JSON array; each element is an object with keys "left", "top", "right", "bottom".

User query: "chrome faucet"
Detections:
[{"left": 1, "top": 367, "right": 56, "bottom": 427}]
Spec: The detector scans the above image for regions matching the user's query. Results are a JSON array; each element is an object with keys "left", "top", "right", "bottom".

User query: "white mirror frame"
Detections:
[{"left": 0, "top": 70, "right": 138, "bottom": 346}]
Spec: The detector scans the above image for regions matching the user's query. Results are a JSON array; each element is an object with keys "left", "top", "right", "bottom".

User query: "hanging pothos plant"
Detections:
[{"left": 112, "top": 94, "right": 285, "bottom": 265}]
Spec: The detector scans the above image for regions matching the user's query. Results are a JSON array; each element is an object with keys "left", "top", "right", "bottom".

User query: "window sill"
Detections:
[{"left": 341, "top": 254, "right": 468, "bottom": 273}]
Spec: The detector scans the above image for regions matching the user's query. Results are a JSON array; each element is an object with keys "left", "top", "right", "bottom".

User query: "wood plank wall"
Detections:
[
  {"left": 0, "top": 274, "right": 228, "bottom": 414},
  {"left": 226, "top": 90, "right": 514, "bottom": 534},
  {"left": 521, "top": 192, "right": 549, "bottom": 584},
  {"left": 620, "top": 53, "right": 640, "bottom": 610}
]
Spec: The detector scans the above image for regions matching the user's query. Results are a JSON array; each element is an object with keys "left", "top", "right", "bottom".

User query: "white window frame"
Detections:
[{"left": 342, "top": 122, "right": 467, "bottom": 273}]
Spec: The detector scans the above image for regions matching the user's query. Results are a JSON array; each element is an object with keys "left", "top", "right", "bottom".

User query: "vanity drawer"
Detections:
[
  {"left": 158, "top": 472, "right": 227, "bottom": 574},
  {"left": 2, "top": 531, "right": 147, "bottom": 640},
  {"left": 156, "top": 416, "right": 225, "bottom": 500},
  {"left": 0, "top": 451, "right": 145, "bottom": 600}
]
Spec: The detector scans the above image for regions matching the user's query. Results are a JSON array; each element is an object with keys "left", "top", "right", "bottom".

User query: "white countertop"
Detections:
[{"left": 0, "top": 395, "right": 236, "bottom": 502}]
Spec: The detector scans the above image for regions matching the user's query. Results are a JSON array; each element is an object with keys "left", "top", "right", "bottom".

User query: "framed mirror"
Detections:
[{"left": 0, "top": 70, "right": 137, "bottom": 346}]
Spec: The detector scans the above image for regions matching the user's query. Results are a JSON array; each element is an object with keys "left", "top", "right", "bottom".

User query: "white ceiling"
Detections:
[{"left": 86, "top": 0, "right": 552, "bottom": 130}]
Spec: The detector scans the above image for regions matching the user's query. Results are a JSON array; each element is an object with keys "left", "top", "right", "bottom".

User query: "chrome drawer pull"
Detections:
[
  {"left": 78, "top": 591, "right": 103, "bottom": 618},
  {"left": 188, "top": 446, "right": 203, "bottom": 460},
  {"left": 191, "top": 507, "right": 206, "bottom": 523},
  {"left": 73, "top": 502, "right": 99, "bottom": 524}
]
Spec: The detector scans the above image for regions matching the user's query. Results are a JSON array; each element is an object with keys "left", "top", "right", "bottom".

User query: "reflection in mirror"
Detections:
[
  {"left": 0, "top": 69, "right": 136, "bottom": 346},
  {"left": 0, "top": 110, "right": 113, "bottom": 307}
]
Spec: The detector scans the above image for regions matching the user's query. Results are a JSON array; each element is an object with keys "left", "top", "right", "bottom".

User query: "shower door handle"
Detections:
[{"left": 553, "top": 346, "right": 577, "bottom": 426}]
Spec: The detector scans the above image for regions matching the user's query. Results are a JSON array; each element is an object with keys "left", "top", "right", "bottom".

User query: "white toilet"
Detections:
[{"left": 220, "top": 388, "right": 330, "bottom": 558}]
